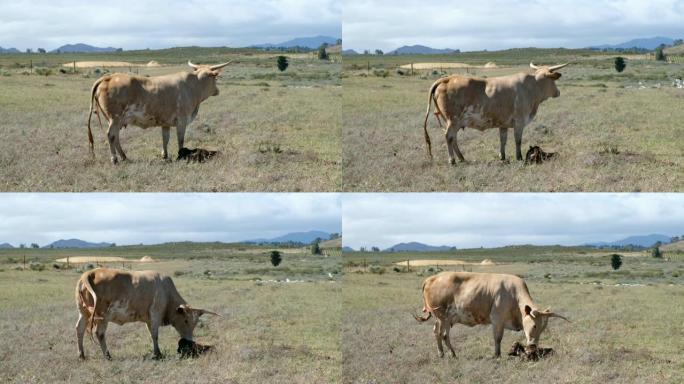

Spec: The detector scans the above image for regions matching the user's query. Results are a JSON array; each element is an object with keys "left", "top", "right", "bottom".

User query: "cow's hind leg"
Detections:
[
  {"left": 95, "top": 321, "right": 111, "bottom": 360},
  {"left": 161, "top": 126, "right": 171, "bottom": 160},
  {"left": 445, "top": 120, "right": 465, "bottom": 165},
  {"left": 433, "top": 320, "right": 445, "bottom": 358},
  {"left": 76, "top": 312, "right": 87, "bottom": 360},
  {"left": 514, "top": 126, "right": 524, "bottom": 161},
  {"left": 106, "top": 119, "right": 125, "bottom": 164},
  {"left": 499, "top": 127, "right": 508, "bottom": 161},
  {"left": 442, "top": 321, "right": 456, "bottom": 357}
]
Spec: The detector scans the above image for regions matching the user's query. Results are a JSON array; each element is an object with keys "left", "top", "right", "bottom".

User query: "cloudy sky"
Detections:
[
  {"left": 344, "top": 0, "right": 684, "bottom": 52},
  {"left": 0, "top": 0, "right": 341, "bottom": 50},
  {"left": 343, "top": 194, "right": 684, "bottom": 250},
  {"left": 0, "top": 193, "right": 341, "bottom": 247}
]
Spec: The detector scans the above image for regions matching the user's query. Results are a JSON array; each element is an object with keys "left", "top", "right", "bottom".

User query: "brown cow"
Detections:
[
  {"left": 423, "top": 63, "right": 567, "bottom": 164},
  {"left": 87, "top": 61, "right": 231, "bottom": 164},
  {"left": 75, "top": 268, "right": 220, "bottom": 360},
  {"left": 414, "top": 272, "right": 569, "bottom": 358}
]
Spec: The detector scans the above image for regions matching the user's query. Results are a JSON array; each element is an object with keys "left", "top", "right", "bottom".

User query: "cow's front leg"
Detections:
[
  {"left": 95, "top": 321, "right": 111, "bottom": 360},
  {"left": 176, "top": 123, "right": 187, "bottom": 158},
  {"left": 76, "top": 312, "right": 87, "bottom": 360},
  {"left": 514, "top": 126, "right": 524, "bottom": 161},
  {"left": 146, "top": 318, "right": 162, "bottom": 359},
  {"left": 161, "top": 126, "right": 171, "bottom": 160},
  {"left": 498, "top": 127, "right": 508, "bottom": 160},
  {"left": 492, "top": 323, "right": 504, "bottom": 358}
]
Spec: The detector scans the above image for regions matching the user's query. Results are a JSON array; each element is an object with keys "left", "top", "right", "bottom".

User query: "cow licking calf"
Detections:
[
  {"left": 87, "top": 61, "right": 232, "bottom": 164},
  {"left": 414, "top": 272, "right": 570, "bottom": 358},
  {"left": 423, "top": 63, "right": 567, "bottom": 164},
  {"left": 75, "top": 268, "right": 220, "bottom": 360}
]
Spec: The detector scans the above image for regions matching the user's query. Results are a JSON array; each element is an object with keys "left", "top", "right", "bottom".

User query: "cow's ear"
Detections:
[
  {"left": 524, "top": 305, "right": 533, "bottom": 317},
  {"left": 546, "top": 72, "right": 561, "bottom": 80}
]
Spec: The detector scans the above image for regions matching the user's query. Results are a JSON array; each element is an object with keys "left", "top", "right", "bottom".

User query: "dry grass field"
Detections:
[
  {"left": 0, "top": 243, "right": 341, "bottom": 383},
  {"left": 342, "top": 246, "right": 684, "bottom": 383},
  {"left": 343, "top": 49, "right": 684, "bottom": 191},
  {"left": 0, "top": 48, "right": 340, "bottom": 191}
]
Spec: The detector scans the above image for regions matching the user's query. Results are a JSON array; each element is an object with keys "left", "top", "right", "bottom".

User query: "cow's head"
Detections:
[
  {"left": 188, "top": 61, "right": 232, "bottom": 97},
  {"left": 530, "top": 63, "right": 568, "bottom": 99},
  {"left": 172, "top": 304, "right": 221, "bottom": 340},
  {"left": 522, "top": 305, "right": 570, "bottom": 346}
]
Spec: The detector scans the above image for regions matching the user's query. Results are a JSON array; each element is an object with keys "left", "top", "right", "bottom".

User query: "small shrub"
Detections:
[
  {"left": 652, "top": 246, "right": 662, "bottom": 258},
  {"left": 173, "top": 270, "right": 185, "bottom": 277},
  {"left": 318, "top": 46, "right": 329, "bottom": 60},
  {"left": 276, "top": 56, "right": 289, "bottom": 72},
  {"left": 610, "top": 254, "right": 623, "bottom": 270},
  {"left": 52, "top": 263, "right": 61, "bottom": 270},
  {"left": 614, "top": 57, "right": 626, "bottom": 73},
  {"left": 311, "top": 242, "right": 321, "bottom": 255},
  {"left": 393, "top": 266, "right": 402, "bottom": 273},
  {"left": 270, "top": 250, "right": 282, "bottom": 267},
  {"left": 29, "top": 262, "right": 45, "bottom": 271},
  {"left": 35, "top": 68, "right": 52, "bottom": 77},
  {"left": 369, "top": 266, "right": 385, "bottom": 274},
  {"left": 372, "top": 69, "right": 389, "bottom": 78}
]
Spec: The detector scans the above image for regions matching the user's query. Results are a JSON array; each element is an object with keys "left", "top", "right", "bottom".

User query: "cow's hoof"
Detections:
[
  {"left": 105, "top": 352, "right": 112, "bottom": 360},
  {"left": 78, "top": 354, "right": 86, "bottom": 361},
  {"left": 110, "top": 157, "right": 118, "bottom": 165},
  {"left": 438, "top": 352, "right": 445, "bottom": 358},
  {"left": 448, "top": 158, "right": 456, "bottom": 166}
]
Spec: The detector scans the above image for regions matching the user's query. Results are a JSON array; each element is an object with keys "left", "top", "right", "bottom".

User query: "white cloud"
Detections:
[
  {"left": 342, "top": 193, "right": 684, "bottom": 249},
  {"left": 0, "top": 193, "right": 341, "bottom": 246},
  {"left": 0, "top": 0, "right": 341, "bottom": 50},
  {"left": 343, "top": 0, "right": 684, "bottom": 51}
]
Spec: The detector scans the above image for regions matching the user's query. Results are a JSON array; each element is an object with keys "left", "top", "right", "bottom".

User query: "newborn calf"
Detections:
[
  {"left": 177, "top": 338, "right": 213, "bottom": 358},
  {"left": 177, "top": 147, "right": 218, "bottom": 163},
  {"left": 508, "top": 341, "right": 554, "bottom": 361},
  {"left": 524, "top": 146, "right": 555, "bottom": 164}
]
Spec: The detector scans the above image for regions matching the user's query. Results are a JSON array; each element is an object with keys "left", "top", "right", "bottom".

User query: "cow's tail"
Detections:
[
  {"left": 413, "top": 280, "right": 438, "bottom": 322},
  {"left": 423, "top": 79, "right": 444, "bottom": 160},
  {"left": 79, "top": 271, "right": 100, "bottom": 342},
  {"left": 87, "top": 77, "right": 106, "bottom": 154}
]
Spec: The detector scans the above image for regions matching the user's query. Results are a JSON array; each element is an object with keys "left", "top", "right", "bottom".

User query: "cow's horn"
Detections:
[
  {"left": 199, "top": 309, "right": 223, "bottom": 317},
  {"left": 547, "top": 312, "right": 571, "bottom": 322},
  {"left": 188, "top": 61, "right": 199, "bottom": 69},
  {"left": 530, "top": 62, "right": 540, "bottom": 70},
  {"left": 210, "top": 61, "right": 232, "bottom": 70},
  {"left": 548, "top": 63, "right": 568, "bottom": 72}
]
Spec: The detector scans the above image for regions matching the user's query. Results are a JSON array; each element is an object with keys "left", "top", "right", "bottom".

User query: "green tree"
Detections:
[
  {"left": 311, "top": 242, "right": 321, "bottom": 255},
  {"left": 270, "top": 250, "right": 282, "bottom": 266},
  {"left": 655, "top": 46, "right": 666, "bottom": 61},
  {"left": 610, "top": 254, "right": 622, "bottom": 270},
  {"left": 30, "top": 243, "right": 39, "bottom": 249},
  {"left": 614, "top": 57, "right": 626, "bottom": 72},
  {"left": 317, "top": 45, "right": 329, "bottom": 60},
  {"left": 276, "top": 55, "right": 289, "bottom": 72},
  {"left": 375, "top": 49, "right": 383, "bottom": 55},
  {"left": 652, "top": 246, "right": 662, "bottom": 258}
]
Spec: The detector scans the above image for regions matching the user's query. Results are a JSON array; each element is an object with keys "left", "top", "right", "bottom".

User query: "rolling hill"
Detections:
[
  {"left": 585, "top": 234, "right": 672, "bottom": 248},
  {"left": 51, "top": 43, "right": 120, "bottom": 53},
  {"left": 384, "top": 242, "right": 455, "bottom": 252},
  {"left": 44, "top": 239, "right": 114, "bottom": 248},
  {"left": 0, "top": 242, "right": 14, "bottom": 248},
  {"left": 590, "top": 37, "right": 674, "bottom": 50},
  {"left": 387, "top": 45, "right": 459, "bottom": 55},
  {"left": 247, "top": 230, "right": 333, "bottom": 244},
  {"left": 252, "top": 35, "right": 339, "bottom": 49},
  {"left": 0, "top": 47, "right": 20, "bottom": 54}
]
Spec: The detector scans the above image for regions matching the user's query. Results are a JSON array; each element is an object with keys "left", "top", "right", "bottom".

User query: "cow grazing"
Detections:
[
  {"left": 423, "top": 63, "right": 567, "bottom": 164},
  {"left": 414, "top": 272, "right": 569, "bottom": 358},
  {"left": 75, "top": 268, "right": 220, "bottom": 360},
  {"left": 87, "top": 61, "right": 232, "bottom": 164}
]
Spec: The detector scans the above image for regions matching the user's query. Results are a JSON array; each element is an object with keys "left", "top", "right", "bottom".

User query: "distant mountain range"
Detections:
[
  {"left": 0, "top": 242, "right": 14, "bottom": 248},
  {"left": 246, "top": 230, "right": 333, "bottom": 244},
  {"left": 342, "top": 246, "right": 355, "bottom": 252},
  {"left": 384, "top": 242, "right": 455, "bottom": 252},
  {"left": 251, "top": 35, "right": 339, "bottom": 49},
  {"left": 342, "top": 49, "right": 359, "bottom": 55},
  {"left": 590, "top": 37, "right": 674, "bottom": 50},
  {"left": 0, "top": 46, "right": 20, "bottom": 54},
  {"left": 585, "top": 234, "right": 672, "bottom": 248},
  {"left": 388, "top": 45, "right": 459, "bottom": 55},
  {"left": 51, "top": 43, "right": 120, "bottom": 53},
  {"left": 44, "top": 239, "right": 114, "bottom": 248}
]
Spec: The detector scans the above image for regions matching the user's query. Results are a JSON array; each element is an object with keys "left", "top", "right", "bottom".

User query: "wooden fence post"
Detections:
[
  {"left": 30, "top": 60, "right": 32, "bottom": 74},
  {"left": 73, "top": 61, "right": 76, "bottom": 73},
  {"left": 411, "top": 63, "right": 414, "bottom": 76}
]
